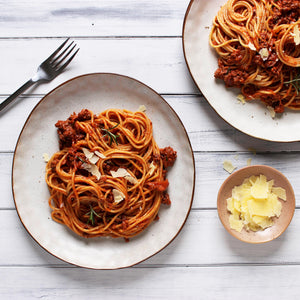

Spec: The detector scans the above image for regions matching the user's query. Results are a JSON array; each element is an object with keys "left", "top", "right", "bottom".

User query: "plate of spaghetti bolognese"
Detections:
[
  {"left": 183, "top": 0, "right": 300, "bottom": 142},
  {"left": 12, "top": 73, "right": 195, "bottom": 269}
]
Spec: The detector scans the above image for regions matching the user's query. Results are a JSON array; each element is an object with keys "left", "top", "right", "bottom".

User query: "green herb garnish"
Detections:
[
  {"left": 284, "top": 74, "right": 300, "bottom": 95},
  {"left": 101, "top": 123, "right": 120, "bottom": 146},
  {"left": 76, "top": 156, "right": 86, "bottom": 163},
  {"left": 85, "top": 205, "right": 101, "bottom": 225}
]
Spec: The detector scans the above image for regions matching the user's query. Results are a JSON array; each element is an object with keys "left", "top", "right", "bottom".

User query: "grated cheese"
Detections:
[
  {"left": 112, "top": 189, "right": 125, "bottom": 203},
  {"left": 223, "top": 160, "right": 236, "bottom": 174},
  {"left": 43, "top": 153, "right": 50, "bottom": 162},
  {"left": 82, "top": 147, "right": 100, "bottom": 164},
  {"left": 247, "top": 42, "right": 256, "bottom": 51},
  {"left": 267, "top": 106, "right": 276, "bottom": 119},
  {"left": 110, "top": 168, "right": 138, "bottom": 184},
  {"left": 148, "top": 161, "right": 156, "bottom": 176},
  {"left": 237, "top": 94, "right": 246, "bottom": 104},
  {"left": 259, "top": 48, "right": 269, "bottom": 61},
  {"left": 82, "top": 163, "right": 101, "bottom": 180},
  {"left": 82, "top": 148, "right": 94, "bottom": 159},
  {"left": 111, "top": 168, "right": 130, "bottom": 178},
  {"left": 94, "top": 151, "right": 106, "bottom": 159},
  {"left": 227, "top": 175, "right": 285, "bottom": 232},
  {"left": 272, "top": 187, "right": 287, "bottom": 201},
  {"left": 247, "top": 158, "right": 252, "bottom": 166},
  {"left": 291, "top": 25, "right": 300, "bottom": 46},
  {"left": 138, "top": 105, "right": 147, "bottom": 112},
  {"left": 255, "top": 75, "right": 263, "bottom": 81},
  {"left": 89, "top": 155, "right": 100, "bottom": 164}
]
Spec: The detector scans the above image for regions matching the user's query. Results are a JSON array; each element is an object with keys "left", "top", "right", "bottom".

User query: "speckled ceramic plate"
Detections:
[
  {"left": 183, "top": 0, "right": 300, "bottom": 142},
  {"left": 12, "top": 73, "right": 195, "bottom": 269}
]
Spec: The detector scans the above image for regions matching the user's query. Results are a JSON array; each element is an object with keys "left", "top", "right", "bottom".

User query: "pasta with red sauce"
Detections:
[
  {"left": 45, "top": 108, "right": 176, "bottom": 240},
  {"left": 209, "top": 0, "right": 300, "bottom": 112}
]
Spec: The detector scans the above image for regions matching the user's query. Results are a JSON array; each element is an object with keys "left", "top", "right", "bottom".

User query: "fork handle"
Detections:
[{"left": 0, "top": 79, "right": 35, "bottom": 113}]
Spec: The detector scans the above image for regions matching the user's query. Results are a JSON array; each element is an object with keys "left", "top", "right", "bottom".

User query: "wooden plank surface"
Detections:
[
  {"left": 1, "top": 209, "right": 299, "bottom": 267},
  {"left": 1, "top": 265, "right": 300, "bottom": 299},
  {"left": 2, "top": 0, "right": 300, "bottom": 298},
  {"left": 0, "top": 39, "right": 196, "bottom": 95},
  {"left": 0, "top": 0, "right": 189, "bottom": 37}
]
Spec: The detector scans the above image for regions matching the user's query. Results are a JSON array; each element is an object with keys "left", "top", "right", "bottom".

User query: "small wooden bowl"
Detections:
[{"left": 217, "top": 165, "right": 295, "bottom": 243}]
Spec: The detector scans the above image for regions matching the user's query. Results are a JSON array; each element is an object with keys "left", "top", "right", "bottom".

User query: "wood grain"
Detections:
[
  {"left": 1, "top": 265, "right": 300, "bottom": 299},
  {"left": 2, "top": 0, "right": 300, "bottom": 297},
  {"left": 0, "top": 39, "right": 196, "bottom": 95},
  {"left": 0, "top": 0, "right": 189, "bottom": 37},
  {"left": 0, "top": 209, "right": 299, "bottom": 267}
]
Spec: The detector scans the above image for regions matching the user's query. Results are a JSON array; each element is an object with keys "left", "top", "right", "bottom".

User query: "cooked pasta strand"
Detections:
[{"left": 45, "top": 108, "right": 177, "bottom": 240}]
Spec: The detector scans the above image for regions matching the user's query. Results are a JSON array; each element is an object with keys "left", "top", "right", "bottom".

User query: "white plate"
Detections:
[
  {"left": 12, "top": 73, "right": 195, "bottom": 269},
  {"left": 183, "top": 0, "right": 300, "bottom": 142}
]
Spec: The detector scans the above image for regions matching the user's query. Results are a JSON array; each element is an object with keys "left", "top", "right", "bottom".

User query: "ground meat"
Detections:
[
  {"left": 55, "top": 109, "right": 91, "bottom": 149},
  {"left": 160, "top": 147, "right": 177, "bottom": 168},
  {"left": 147, "top": 179, "right": 169, "bottom": 192},
  {"left": 214, "top": 57, "right": 250, "bottom": 88},
  {"left": 269, "top": 0, "right": 300, "bottom": 26},
  {"left": 161, "top": 192, "right": 171, "bottom": 205},
  {"left": 78, "top": 109, "right": 92, "bottom": 121},
  {"left": 260, "top": 94, "right": 285, "bottom": 113},
  {"left": 152, "top": 153, "right": 161, "bottom": 164},
  {"left": 225, "top": 49, "right": 244, "bottom": 65},
  {"left": 215, "top": 67, "right": 249, "bottom": 88},
  {"left": 102, "top": 160, "right": 118, "bottom": 173}
]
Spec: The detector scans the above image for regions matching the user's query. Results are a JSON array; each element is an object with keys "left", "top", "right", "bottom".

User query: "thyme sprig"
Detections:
[
  {"left": 284, "top": 74, "right": 300, "bottom": 95},
  {"left": 101, "top": 123, "right": 120, "bottom": 146},
  {"left": 85, "top": 205, "right": 101, "bottom": 225}
]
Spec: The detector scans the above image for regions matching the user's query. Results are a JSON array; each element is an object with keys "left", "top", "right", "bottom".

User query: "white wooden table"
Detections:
[{"left": 1, "top": 1, "right": 300, "bottom": 299}]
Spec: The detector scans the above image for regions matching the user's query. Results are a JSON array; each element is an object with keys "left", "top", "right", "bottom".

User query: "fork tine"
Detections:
[
  {"left": 51, "top": 41, "right": 74, "bottom": 65},
  {"left": 45, "top": 38, "right": 70, "bottom": 62},
  {"left": 56, "top": 48, "right": 80, "bottom": 72},
  {"left": 53, "top": 44, "right": 78, "bottom": 69}
]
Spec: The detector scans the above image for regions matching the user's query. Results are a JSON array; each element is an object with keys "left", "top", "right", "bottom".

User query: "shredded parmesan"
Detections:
[
  {"left": 291, "top": 25, "right": 300, "bottom": 46},
  {"left": 255, "top": 75, "right": 263, "bottom": 81},
  {"left": 148, "top": 161, "right": 156, "bottom": 176},
  {"left": 126, "top": 176, "right": 138, "bottom": 184},
  {"left": 237, "top": 94, "right": 246, "bottom": 104},
  {"left": 43, "top": 153, "right": 50, "bottom": 162},
  {"left": 111, "top": 168, "right": 130, "bottom": 178},
  {"left": 110, "top": 168, "right": 138, "bottom": 184},
  {"left": 82, "top": 163, "right": 101, "bottom": 180},
  {"left": 272, "top": 187, "right": 287, "bottom": 201},
  {"left": 89, "top": 155, "right": 100, "bottom": 164},
  {"left": 138, "top": 105, "right": 147, "bottom": 112},
  {"left": 112, "top": 189, "right": 125, "bottom": 203},
  {"left": 223, "top": 160, "right": 236, "bottom": 174},
  {"left": 267, "top": 106, "right": 276, "bottom": 119},
  {"left": 248, "top": 42, "right": 256, "bottom": 51},
  {"left": 259, "top": 48, "right": 269, "bottom": 61},
  {"left": 94, "top": 151, "right": 106, "bottom": 159},
  {"left": 82, "top": 148, "right": 94, "bottom": 159},
  {"left": 82, "top": 148, "right": 100, "bottom": 164}
]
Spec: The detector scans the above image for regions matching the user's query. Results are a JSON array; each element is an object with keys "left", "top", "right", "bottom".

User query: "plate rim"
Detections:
[
  {"left": 11, "top": 72, "right": 196, "bottom": 269},
  {"left": 182, "top": 0, "right": 300, "bottom": 143}
]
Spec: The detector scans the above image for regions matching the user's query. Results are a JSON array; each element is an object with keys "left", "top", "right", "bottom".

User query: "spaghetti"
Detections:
[
  {"left": 209, "top": 0, "right": 300, "bottom": 112},
  {"left": 45, "top": 108, "right": 177, "bottom": 240}
]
